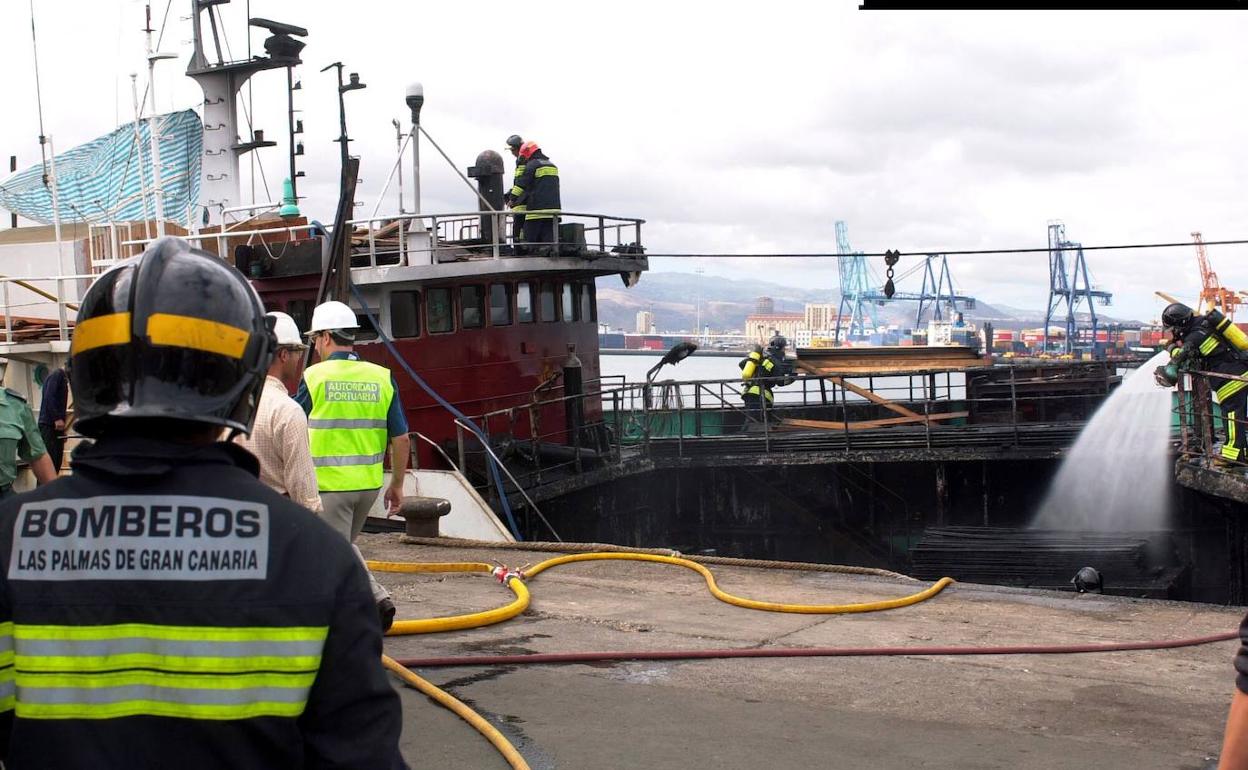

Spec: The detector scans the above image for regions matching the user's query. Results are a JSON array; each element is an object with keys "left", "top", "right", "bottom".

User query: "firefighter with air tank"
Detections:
[{"left": 1155, "top": 301, "right": 1248, "bottom": 465}]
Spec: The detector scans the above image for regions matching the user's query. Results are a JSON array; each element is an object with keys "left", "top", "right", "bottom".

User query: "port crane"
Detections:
[
  {"left": 833, "top": 222, "right": 975, "bottom": 344},
  {"left": 1192, "top": 231, "right": 1240, "bottom": 319}
]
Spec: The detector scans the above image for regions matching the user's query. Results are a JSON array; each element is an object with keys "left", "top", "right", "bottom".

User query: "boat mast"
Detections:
[
  {"left": 144, "top": 2, "right": 177, "bottom": 237},
  {"left": 186, "top": 0, "right": 304, "bottom": 228}
]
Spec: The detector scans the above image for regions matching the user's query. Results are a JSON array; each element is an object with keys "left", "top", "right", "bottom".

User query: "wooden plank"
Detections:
[
  {"left": 780, "top": 411, "right": 969, "bottom": 432},
  {"left": 796, "top": 361, "right": 924, "bottom": 419},
  {"left": 829, "top": 374, "right": 922, "bottom": 419}
]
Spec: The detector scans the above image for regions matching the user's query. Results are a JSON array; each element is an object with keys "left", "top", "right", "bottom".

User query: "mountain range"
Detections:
[{"left": 594, "top": 272, "right": 1142, "bottom": 333}]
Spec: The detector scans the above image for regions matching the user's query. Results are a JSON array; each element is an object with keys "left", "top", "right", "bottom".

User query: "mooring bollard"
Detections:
[{"left": 399, "top": 496, "right": 452, "bottom": 538}]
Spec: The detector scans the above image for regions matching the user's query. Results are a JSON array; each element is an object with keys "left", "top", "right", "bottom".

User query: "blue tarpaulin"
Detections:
[{"left": 0, "top": 110, "right": 201, "bottom": 225}]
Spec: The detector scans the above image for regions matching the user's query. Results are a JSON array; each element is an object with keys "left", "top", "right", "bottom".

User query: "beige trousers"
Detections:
[{"left": 320, "top": 488, "right": 390, "bottom": 603}]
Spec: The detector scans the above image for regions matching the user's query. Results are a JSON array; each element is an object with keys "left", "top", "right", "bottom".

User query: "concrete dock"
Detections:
[{"left": 361, "top": 534, "right": 1243, "bottom": 770}]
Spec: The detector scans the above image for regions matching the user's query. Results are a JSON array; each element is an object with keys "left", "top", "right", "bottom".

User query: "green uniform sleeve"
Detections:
[{"left": 16, "top": 402, "right": 45, "bottom": 462}]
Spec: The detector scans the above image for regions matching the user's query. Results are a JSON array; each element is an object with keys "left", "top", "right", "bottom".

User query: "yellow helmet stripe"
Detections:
[
  {"left": 146, "top": 313, "right": 250, "bottom": 359},
  {"left": 71, "top": 312, "right": 132, "bottom": 355}
]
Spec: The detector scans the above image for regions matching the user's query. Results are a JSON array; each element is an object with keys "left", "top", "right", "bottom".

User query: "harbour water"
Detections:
[{"left": 599, "top": 352, "right": 967, "bottom": 406}]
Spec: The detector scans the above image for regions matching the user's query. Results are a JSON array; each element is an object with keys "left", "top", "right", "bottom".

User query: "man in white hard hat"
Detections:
[
  {"left": 240, "top": 311, "right": 397, "bottom": 629},
  {"left": 235, "top": 312, "right": 321, "bottom": 513},
  {"left": 295, "top": 300, "right": 410, "bottom": 542}
]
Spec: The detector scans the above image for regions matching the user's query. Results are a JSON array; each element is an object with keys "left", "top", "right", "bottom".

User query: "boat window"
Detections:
[
  {"left": 540, "top": 282, "right": 557, "bottom": 323},
  {"left": 390, "top": 291, "right": 420, "bottom": 338},
  {"left": 580, "top": 282, "right": 595, "bottom": 323},
  {"left": 354, "top": 312, "right": 380, "bottom": 342},
  {"left": 427, "top": 287, "right": 454, "bottom": 333},
  {"left": 517, "top": 282, "right": 535, "bottom": 323},
  {"left": 461, "top": 285, "right": 485, "bottom": 329},
  {"left": 489, "top": 284, "right": 513, "bottom": 326},
  {"left": 561, "top": 283, "right": 578, "bottom": 322}
]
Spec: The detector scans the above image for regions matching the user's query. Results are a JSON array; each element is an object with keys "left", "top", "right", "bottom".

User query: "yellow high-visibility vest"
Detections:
[{"left": 304, "top": 358, "right": 394, "bottom": 491}]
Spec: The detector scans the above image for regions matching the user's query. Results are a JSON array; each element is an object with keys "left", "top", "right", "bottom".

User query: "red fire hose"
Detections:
[{"left": 392, "top": 630, "right": 1239, "bottom": 669}]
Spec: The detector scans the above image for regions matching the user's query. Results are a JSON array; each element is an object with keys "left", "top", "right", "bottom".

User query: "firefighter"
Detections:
[
  {"left": 740, "top": 333, "right": 794, "bottom": 426},
  {"left": 503, "top": 134, "right": 526, "bottom": 248},
  {"left": 509, "top": 141, "right": 560, "bottom": 255},
  {"left": 0, "top": 237, "right": 406, "bottom": 768},
  {"left": 1154, "top": 302, "right": 1248, "bottom": 464}
]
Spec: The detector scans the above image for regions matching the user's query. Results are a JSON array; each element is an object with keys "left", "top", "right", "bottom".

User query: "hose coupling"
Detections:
[{"left": 491, "top": 565, "right": 525, "bottom": 584}]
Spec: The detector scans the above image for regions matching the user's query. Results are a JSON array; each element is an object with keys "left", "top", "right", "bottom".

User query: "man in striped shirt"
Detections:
[
  {"left": 235, "top": 312, "right": 322, "bottom": 512},
  {"left": 239, "top": 312, "right": 397, "bottom": 631}
]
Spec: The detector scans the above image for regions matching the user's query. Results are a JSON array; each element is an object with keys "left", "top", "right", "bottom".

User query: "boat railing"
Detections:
[
  {"left": 345, "top": 209, "right": 645, "bottom": 269},
  {"left": 0, "top": 273, "right": 95, "bottom": 345},
  {"left": 449, "top": 366, "right": 1116, "bottom": 496},
  {"left": 1175, "top": 368, "right": 1248, "bottom": 473},
  {"left": 91, "top": 209, "right": 645, "bottom": 272}
]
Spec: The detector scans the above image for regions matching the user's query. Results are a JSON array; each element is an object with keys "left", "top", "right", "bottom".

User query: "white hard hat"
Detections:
[
  {"left": 306, "top": 300, "right": 360, "bottom": 336},
  {"left": 266, "top": 311, "right": 306, "bottom": 348}
]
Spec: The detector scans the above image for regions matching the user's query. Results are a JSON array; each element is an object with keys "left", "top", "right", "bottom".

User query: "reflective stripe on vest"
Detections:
[
  {"left": 304, "top": 358, "right": 394, "bottom": 491},
  {"left": 0, "top": 621, "right": 326, "bottom": 720},
  {"left": 1200, "top": 335, "right": 1222, "bottom": 356}
]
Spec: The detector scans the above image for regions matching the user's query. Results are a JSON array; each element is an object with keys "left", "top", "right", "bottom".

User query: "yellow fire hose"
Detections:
[
  {"left": 368, "top": 561, "right": 532, "bottom": 635},
  {"left": 372, "top": 551, "right": 953, "bottom": 769},
  {"left": 368, "top": 552, "right": 954, "bottom": 633},
  {"left": 520, "top": 552, "right": 954, "bottom": 614},
  {"left": 381, "top": 654, "right": 531, "bottom": 770}
]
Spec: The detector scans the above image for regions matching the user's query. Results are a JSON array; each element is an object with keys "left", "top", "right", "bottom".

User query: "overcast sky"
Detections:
[{"left": 2, "top": 2, "right": 1245, "bottom": 322}]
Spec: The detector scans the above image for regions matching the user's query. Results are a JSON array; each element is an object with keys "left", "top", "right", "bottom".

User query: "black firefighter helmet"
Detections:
[
  {"left": 69, "top": 237, "right": 275, "bottom": 438},
  {"left": 768, "top": 333, "right": 788, "bottom": 355},
  {"left": 1161, "top": 302, "right": 1196, "bottom": 334}
]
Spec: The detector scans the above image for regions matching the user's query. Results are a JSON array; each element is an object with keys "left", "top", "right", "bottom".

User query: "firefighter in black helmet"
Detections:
[
  {"left": 0, "top": 238, "right": 406, "bottom": 769},
  {"left": 739, "top": 332, "right": 795, "bottom": 427},
  {"left": 1155, "top": 301, "right": 1248, "bottom": 464},
  {"left": 503, "top": 134, "right": 527, "bottom": 249}
]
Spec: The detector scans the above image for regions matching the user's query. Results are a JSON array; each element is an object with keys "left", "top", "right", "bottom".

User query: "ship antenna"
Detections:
[
  {"left": 28, "top": 0, "right": 48, "bottom": 184},
  {"left": 28, "top": 0, "right": 66, "bottom": 275}
]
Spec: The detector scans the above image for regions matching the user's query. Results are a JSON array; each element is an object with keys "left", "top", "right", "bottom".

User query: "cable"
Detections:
[
  {"left": 341, "top": 277, "right": 523, "bottom": 539},
  {"left": 640, "top": 238, "right": 1248, "bottom": 259},
  {"left": 390, "top": 630, "right": 1239, "bottom": 669}
]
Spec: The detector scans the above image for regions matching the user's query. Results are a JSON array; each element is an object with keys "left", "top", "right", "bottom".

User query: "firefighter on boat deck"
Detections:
[
  {"left": 1154, "top": 301, "right": 1248, "bottom": 465},
  {"left": 506, "top": 141, "right": 561, "bottom": 256},
  {"left": 504, "top": 134, "right": 526, "bottom": 248},
  {"left": 740, "top": 333, "right": 795, "bottom": 426}
]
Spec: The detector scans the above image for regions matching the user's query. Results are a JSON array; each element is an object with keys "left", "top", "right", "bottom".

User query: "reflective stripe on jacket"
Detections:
[
  {"left": 304, "top": 358, "right": 394, "bottom": 492},
  {"left": 0, "top": 436, "right": 404, "bottom": 769},
  {"left": 512, "top": 151, "right": 560, "bottom": 220},
  {"left": 509, "top": 162, "right": 527, "bottom": 212}
]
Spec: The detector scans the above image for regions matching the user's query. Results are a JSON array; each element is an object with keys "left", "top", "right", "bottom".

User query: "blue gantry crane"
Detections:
[
  {"left": 835, "top": 221, "right": 879, "bottom": 341},
  {"left": 1042, "top": 222, "right": 1112, "bottom": 355},
  {"left": 834, "top": 222, "right": 976, "bottom": 344}
]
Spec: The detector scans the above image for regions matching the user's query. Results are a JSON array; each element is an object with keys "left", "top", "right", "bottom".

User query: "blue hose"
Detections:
[{"left": 308, "top": 221, "right": 523, "bottom": 539}]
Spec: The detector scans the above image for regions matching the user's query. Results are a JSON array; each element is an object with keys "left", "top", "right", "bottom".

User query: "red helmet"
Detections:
[{"left": 518, "top": 141, "right": 539, "bottom": 160}]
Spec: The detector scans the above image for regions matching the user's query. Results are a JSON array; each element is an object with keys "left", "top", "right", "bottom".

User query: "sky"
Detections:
[{"left": 1, "top": 1, "right": 1245, "bottom": 323}]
